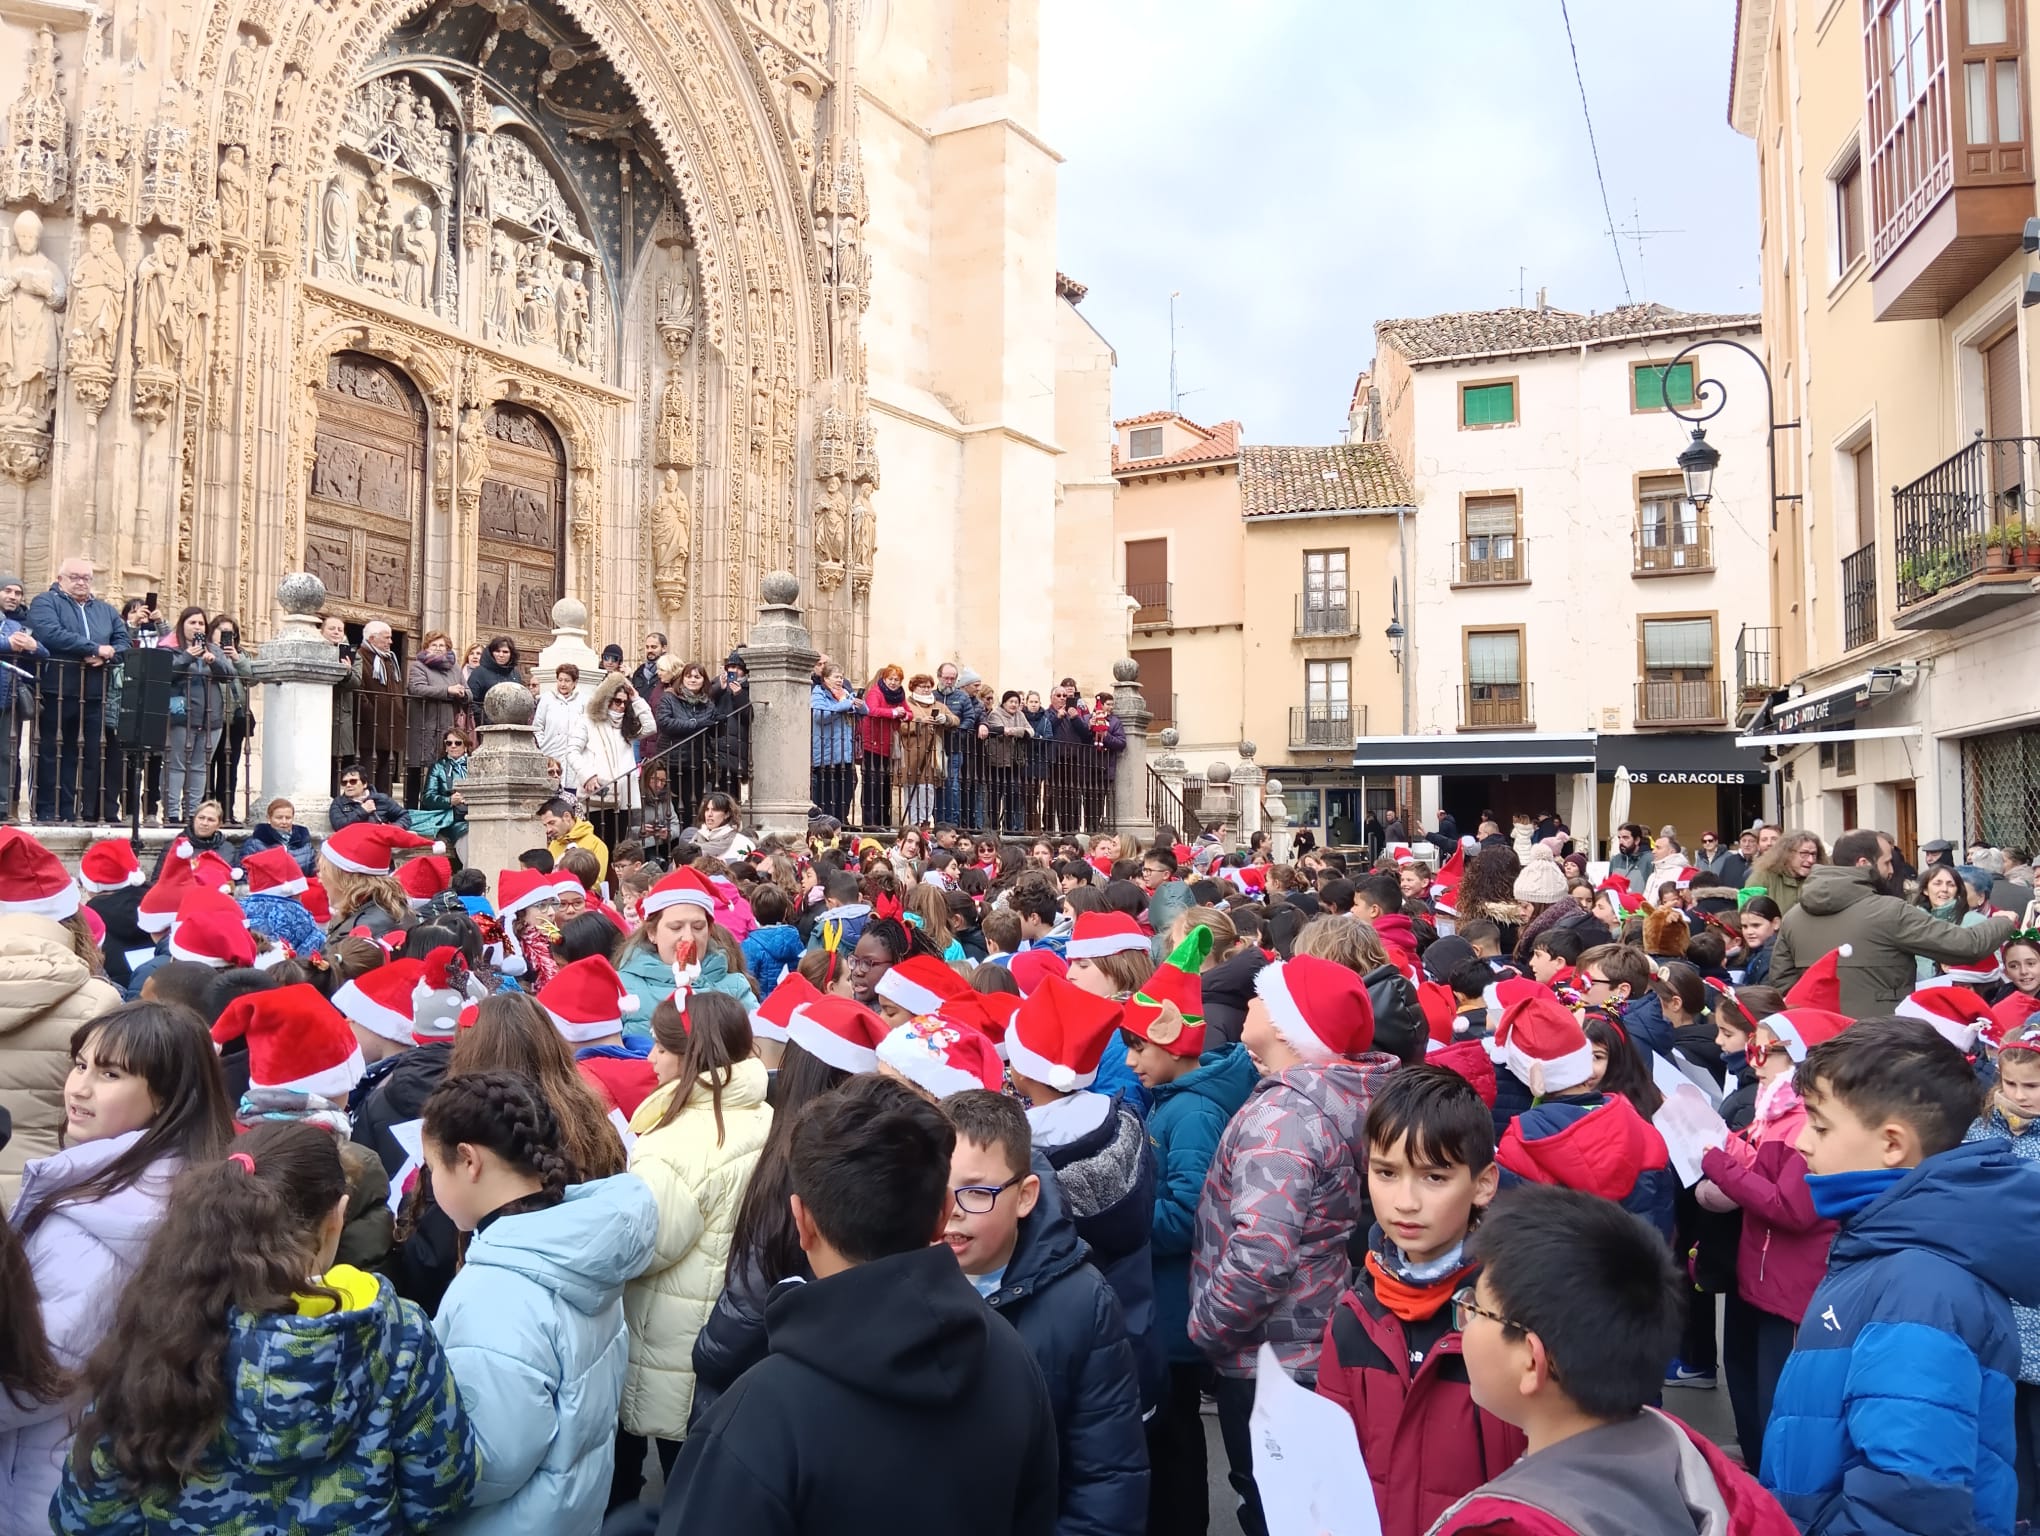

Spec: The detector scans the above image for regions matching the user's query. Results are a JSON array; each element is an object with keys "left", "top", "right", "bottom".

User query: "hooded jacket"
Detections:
[
  {"left": 434, "top": 1176, "right": 658, "bottom": 1536},
  {"left": 1761, "top": 1141, "right": 2040, "bottom": 1536},
  {"left": 1146, "top": 1044, "right": 1258, "bottom": 1363},
  {"left": 545, "top": 817, "right": 609, "bottom": 882},
  {"left": 1964, "top": 1106, "right": 2040, "bottom": 1384},
  {"left": 349, "top": 1043, "right": 454, "bottom": 1180},
  {"left": 1188, "top": 1054, "right": 1397, "bottom": 1379},
  {"left": 0, "top": 913, "right": 123, "bottom": 1208},
  {"left": 616, "top": 944, "right": 753, "bottom": 1041},
  {"left": 622, "top": 1057, "right": 774, "bottom": 1439},
  {"left": 1195, "top": 946, "right": 1267, "bottom": 1046},
  {"left": 1699, "top": 1080, "right": 1833, "bottom": 1325},
  {"left": 742, "top": 924, "right": 806, "bottom": 995},
  {"left": 1316, "top": 1235, "right": 1528, "bottom": 1536},
  {"left": 52, "top": 1265, "right": 478, "bottom": 1536},
  {"left": 1770, "top": 865, "right": 2018, "bottom": 1018},
  {"left": 810, "top": 680, "right": 863, "bottom": 766},
  {"left": 1497, "top": 1094, "right": 1676, "bottom": 1240},
  {"left": 654, "top": 1244, "right": 1060, "bottom": 1536},
  {"left": 983, "top": 1157, "right": 1148, "bottom": 1536},
  {"left": 571, "top": 673, "right": 656, "bottom": 813},
  {"left": 0, "top": 1134, "right": 178, "bottom": 1535}
]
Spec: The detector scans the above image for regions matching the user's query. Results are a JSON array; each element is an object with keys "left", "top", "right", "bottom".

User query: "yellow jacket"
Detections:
[
  {"left": 620, "top": 1056, "right": 772, "bottom": 1438},
  {"left": 547, "top": 817, "right": 609, "bottom": 882}
]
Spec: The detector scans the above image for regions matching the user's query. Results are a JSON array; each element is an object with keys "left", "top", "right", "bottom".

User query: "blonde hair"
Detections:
[
  {"left": 1291, "top": 914, "right": 1389, "bottom": 975},
  {"left": 317, "top": 856, "right": 410, "bottom": 932},
  {"left": 1167, "top": 905, "right": 1238, "bottom": 963}
]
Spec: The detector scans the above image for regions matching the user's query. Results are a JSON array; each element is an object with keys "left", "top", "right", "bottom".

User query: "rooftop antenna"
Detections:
[
  {"left": 1169, "top": 290, "right": 1182, "bottom": 413},
  {"left": 1519, "top": 266, "right": 1527, "bottom": 308},
  {"left": 1607, "top": 199, "right": 1682, "bottom": 302}
]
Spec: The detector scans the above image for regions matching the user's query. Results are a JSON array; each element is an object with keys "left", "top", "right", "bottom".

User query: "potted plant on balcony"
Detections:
[
  {"left": 1984, "top": 525, "right": 2014, "bottom": 573},
  {"left": 2021, "top": 527, "right": 2040, "bottom": 569}
]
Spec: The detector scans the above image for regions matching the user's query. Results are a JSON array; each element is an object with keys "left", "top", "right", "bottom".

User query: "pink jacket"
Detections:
[
  {"left": 1699, "top": 1078, "right": 1834, "bottom": 1323},
  {"left": 709, "top": 877, "right": 757, "bottom": 943}
]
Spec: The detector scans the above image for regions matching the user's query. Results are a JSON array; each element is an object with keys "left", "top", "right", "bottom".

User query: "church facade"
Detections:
[{"left": 0, "top": 0, "right": 1121, "bottom": 685}]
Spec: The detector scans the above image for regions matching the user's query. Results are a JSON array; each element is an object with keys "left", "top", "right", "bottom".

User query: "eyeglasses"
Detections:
[
  {"left": 1581, "top": 973, "right": 1612, "bottom": 989},
  {"left": 952, "top": 1174, "right": 1024, "bottom": 1214},
  {"left": 1451, "top": 1284, "right": 1517, "bottom": 1334}
]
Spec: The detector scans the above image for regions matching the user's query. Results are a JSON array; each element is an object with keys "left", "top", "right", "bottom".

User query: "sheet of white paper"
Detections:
[
  {"left": 608, "top": 1106, "right": 638, "bottom": 1156},
  {"left": 1670, "top": 1050, "right": 1725, "bottom": 1108},
  {"left": 1250, "top": 1342, "right": 1383, "bottom": 1536},
  {"left": 1653, "top": 1084, "right": 1731, "bottom": 1187},
  {"left": 384, "top": 1118, "right": 425, "bottom": 1215},
  {"left": 124, "top": 946, "right": 157, "bottom": 972}
]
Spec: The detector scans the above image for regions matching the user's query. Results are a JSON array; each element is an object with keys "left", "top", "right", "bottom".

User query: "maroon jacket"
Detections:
[
  {"left": 1698, "top": 1136, "right": 1835, "bottom": 1324},
  {"left": 1316, "top": 1262, "right": 1526, "bottom": 1536}
]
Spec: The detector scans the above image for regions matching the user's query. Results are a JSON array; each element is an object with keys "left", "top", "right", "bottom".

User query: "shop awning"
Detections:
[
  {"left": 1739, "top": 667, "right": 1913, "bottom": 741},
  {"left": 1736, "top": 724, "right": 1924, "bottom": 748},
  {"left": 1350, "top": 733, "right": 1597, "bottom": 776},
  {"left": 1595, "top": 732, "right": 1770, "bottom": 786}
]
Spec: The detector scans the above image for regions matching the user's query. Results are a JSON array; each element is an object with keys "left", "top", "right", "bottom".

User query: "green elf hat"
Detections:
[{"left": 1123, "top": 925, "right": 1212, "bottom": 1057}]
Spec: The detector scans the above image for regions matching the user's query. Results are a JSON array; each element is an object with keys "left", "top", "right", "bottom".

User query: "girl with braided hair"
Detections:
[
  {"left": 52, "top": 1121, "right": 478, "bottom": 1535},
  {"left": 423, "top": 1070, "right": 656, "bottom": 1536}
]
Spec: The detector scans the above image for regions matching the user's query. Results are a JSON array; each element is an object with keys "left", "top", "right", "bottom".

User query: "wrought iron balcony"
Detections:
[
  {"left": 1842, "top": 542, "right": 1880, "bottom": 650},
  {"left": 1633, "top": 516, "right": 1714, "bottom": 575},
  {"left": 1735, "top": 625, "right": 1779, "bottom": 699},
  {"left": 1892, "top": 435, "right": 2040, "bottom": 628},
  {"left": 1451, "top": 541, "right": 1527, "bottom": 586},
  {"left": 1126, "top": 581, "right": 1171, "bottom": 627},
  {"left": 1290, "top": 704, "right": 1364, "bottom": 749},
  {"left": 1294, "top": 595, "right": 1358, "bottom": 638}
]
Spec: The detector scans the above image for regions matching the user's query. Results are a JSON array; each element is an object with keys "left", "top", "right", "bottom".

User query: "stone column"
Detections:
[
  {"left": 1200, "top": 761, "right": 1238, "bottom": 850},
  {"left": 1232, "top": 741, "right": 1265, "bottom": 847},
  {"left": 537, "top": 597, "right": 603, "bottom": 707},
  {"left": 1264, "top": 776, "right": 1292, "bottom": 863},
  {"left": 1111, "top": 656, "right": 1155, "bottom": 844},
  {"left": 461, "top": 683, "right": 556, "bottom": 880},
  {"left": 744, "top": 571, "right": 820, "bottom": 839},
  {"left": 249, "top": 574, "right": 347, "bottom": 837}
]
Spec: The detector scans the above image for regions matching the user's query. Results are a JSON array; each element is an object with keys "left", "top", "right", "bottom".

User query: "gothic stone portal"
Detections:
[{"left": 306, "top": 352, "right": 427, "bottom": 641}]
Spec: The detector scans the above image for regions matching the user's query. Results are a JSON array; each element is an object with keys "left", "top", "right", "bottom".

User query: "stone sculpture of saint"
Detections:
[
  {"left": 264, "top": 163, "right": 291, "bottom": 248},
  {"left": 653, "top": 467, "right": 690, "bottom": 576},
  {"left": 815, "top": 472, "right": 849, "bottom": 566},
  {"left": 317, "top": 174, "right": 352, "bottom": 277},
  {"left": 66, "top": 220, "right": 124, "bottom": 373},
  {"left": 0, "top": 210, "right": 66, "bottom": 428},
  {"left": 556, "top": 260, "right": 590, "bottom": 367},
  {"left": 396, "top": 203, "right": 434, "bottom": 308},
  {"left": 216, "top": 146, "right": 250, "bottom": 236},
  {"left": 134, "top": 232, "right": 193, "bottom": 372},
  {"left": 851, "top": 482, "right": 876, "bottom": 569},
  {"left": 486, "top": 232, "right": 517, "bottom": 341}
]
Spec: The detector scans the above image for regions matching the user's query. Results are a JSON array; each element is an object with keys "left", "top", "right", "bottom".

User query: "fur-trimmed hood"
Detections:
[{"left": 586, "top": 669, "right": 635, "bottom": 723}]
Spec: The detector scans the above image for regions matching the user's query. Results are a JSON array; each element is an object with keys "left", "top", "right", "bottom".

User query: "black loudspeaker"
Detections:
[{"left": 115, "top": 646, "right": 177, "bottom": 751}]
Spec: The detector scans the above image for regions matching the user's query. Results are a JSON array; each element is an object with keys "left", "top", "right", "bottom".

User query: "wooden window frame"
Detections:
[
  {"left": 1304, "top": 658, "right": 1352, "bottom": 714},
  {"left": 1457, "top": 490, "right": 1528, "bottom": 587},
  {"left": 1829, "top": 137, "right": 1867, "bottom": 278},
  {"left": 1632, "top": 469, "right": 1713, "bottom": 575},
  {"left": 1635, "top": 609, "right": 1724, "bottom": 727},
  {"left": 1127, "top": 424, "right": 1165, "bottom": 460},
  {"left": 1458, "top": 376, "right": 1520, "bottom": 430},
  {"left": 1461, "top": 624, "right": 1529, "bottom": 731},
  {"left": 1630, "top": 360, "right": 1700, "bottom": 414}
]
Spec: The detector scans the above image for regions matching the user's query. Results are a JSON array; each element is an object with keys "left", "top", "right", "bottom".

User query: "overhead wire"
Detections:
[{"left": 1558, "top": 0, "right": 1633, "bottom": 305}]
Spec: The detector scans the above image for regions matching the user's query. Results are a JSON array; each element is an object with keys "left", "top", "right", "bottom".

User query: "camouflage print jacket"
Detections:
[
  {"left": 1187, "top": 1055, "right": 1397, "bottom": 1382},
  {"left": 52, "top": 1265, "right": 478, "bottom": 1536}
]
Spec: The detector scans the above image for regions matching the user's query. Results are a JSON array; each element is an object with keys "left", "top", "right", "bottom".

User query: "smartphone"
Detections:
[{"left": 144, "top": 592, "right": 157, "bottom": 612}]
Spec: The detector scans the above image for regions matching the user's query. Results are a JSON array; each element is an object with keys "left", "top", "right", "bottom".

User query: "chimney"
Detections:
[{"left": 1536, "top": 286, "right": 1549, "bottom": 314}]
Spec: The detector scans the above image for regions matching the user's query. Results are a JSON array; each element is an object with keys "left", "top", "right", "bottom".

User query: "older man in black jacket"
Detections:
[{"left": 27, "top": 556, "right": 129, "bottom": 823}]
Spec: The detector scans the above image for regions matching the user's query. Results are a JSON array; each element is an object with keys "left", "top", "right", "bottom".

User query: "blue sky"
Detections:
[{"left": 1039, "top": 0, "right": 1761, "bottom": 444}]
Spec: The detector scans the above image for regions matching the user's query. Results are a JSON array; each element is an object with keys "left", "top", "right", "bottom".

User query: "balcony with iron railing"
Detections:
[
  {"left": 1126, "top": 581, "right": 1172, "bottom": 627},
  {"left": 1451, "top": 540, "right": 1527, "bottom": 587},
  {"left": 1635, "top": 677, "right": 1729, "bottom": 727},
  {"left": 1290, "top": 704, "right": 1364, "bottom": 749},
  {"left": 1633, "top": 516, "right": 1714, "bottom": 575},
  {"left": 1294, "top": 595, "right": 1359, "bottom": 638},
  {"left": 1148, "top": 692, "right": 1177, "bottom": 729},
  {"left": 1458, "top": 681, "right": 1533, "bottom": 730},
  {"left": 1735, "top": 625, "right": 1779, "bottom": 710},
  {"left": 1842, "top": 542, "right": 1881, "bottom": 650},
  {"left": 1892, "top": 434, "right": 2040, "bottom": 628}
]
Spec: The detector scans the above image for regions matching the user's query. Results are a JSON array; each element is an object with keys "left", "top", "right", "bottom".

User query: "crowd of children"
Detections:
[{"left": 8, "top": 811, "right": 2040, "bottom": 1536}]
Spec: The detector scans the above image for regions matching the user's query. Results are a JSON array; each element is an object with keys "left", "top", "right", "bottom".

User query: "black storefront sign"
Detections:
[
  {"left": 1595, "top": 732, "right": 1768, "bottom": 786},
  {"left": 1768, "top": 687, "right": 1863, "bottom": 736}
]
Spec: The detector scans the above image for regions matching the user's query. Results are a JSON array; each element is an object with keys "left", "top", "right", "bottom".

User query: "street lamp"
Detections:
[
  {"left": 1385, "top": 616, "right": 1405, "bottom": 672},
  {"left": 1659, "top": 337, "right": 1801, "bottom": 531}
]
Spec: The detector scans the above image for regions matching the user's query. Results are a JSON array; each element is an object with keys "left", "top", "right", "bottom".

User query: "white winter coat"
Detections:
[
  {"left": 533, "top": 688, "right": 589, "bottom": 770},
  {"left": 620, "top": 1056, "right": 772, "bottom": 1439},
  {"left": 569, "top": 674, "right": 657, "bottom": 814}
]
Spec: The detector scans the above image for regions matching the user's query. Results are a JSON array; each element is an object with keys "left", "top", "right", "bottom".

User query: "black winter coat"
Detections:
[
  {"left": 984, "top": 1156, "right": 1147, "bottom": 1534},
  {"left": 688, "top": 1245, "right": 813, "bottom": 1432},
  {"left": 1198, "top": 946, "right": 1268, "bottom": 1045},
  {"left": 349, "top": 1043, "right": 453, "bottom": 1178},
  {"left": 88, "top": 884, "right": 154, "bottom": 993},
  {"left": 654, "top": 1245, "right": 1059, "bottom": 1536}
]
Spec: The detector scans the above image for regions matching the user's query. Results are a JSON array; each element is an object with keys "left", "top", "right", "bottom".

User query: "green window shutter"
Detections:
[
  {"left": 1462, "top": 383, "right": 1516, "bottom": 426},
  {"left": 1635, "top": 363, "right": 1695, "bottom": 411}
]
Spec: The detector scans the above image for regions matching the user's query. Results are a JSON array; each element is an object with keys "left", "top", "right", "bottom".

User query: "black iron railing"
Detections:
[
  {"left": 1735, "top": 625, "right": 1778, "bottom": 697},
  {"left": 1893, "top": 434, "right": 2040, "bottom": 607},
  {"left": 1842, "top": 542, "right": 1880, "bottom": 650},
  {"left": 1294, "top": 595, "right": 1357, "bottom": 637},
  {"left": 1126, "top": 581, "right": 1172, "bottom": 626},
  {"left": 1290, "top": 704, "right": 1363, "bottom": 748}
]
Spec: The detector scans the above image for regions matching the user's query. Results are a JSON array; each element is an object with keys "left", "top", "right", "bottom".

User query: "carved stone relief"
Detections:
[
  {"left": 3, "top": 27, "right": 69, "bottom": 208},
  {"left": 74, "top": 85, "right": 133, "bottom": 223}
]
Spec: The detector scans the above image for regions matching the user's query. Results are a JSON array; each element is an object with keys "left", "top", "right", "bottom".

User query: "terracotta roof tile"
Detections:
[
  {"left": 1056, "top": 271, "right": 1089, "bottom": 305},
  {"left": 1375, "top": 302, "right": 1760, "bottom": 365},
  {"left": 1111, "top": 414, "right": 1242, "bottom": 475},
  {"left": 1239, "top": 443, "right": 1414, "bottom": 518}
]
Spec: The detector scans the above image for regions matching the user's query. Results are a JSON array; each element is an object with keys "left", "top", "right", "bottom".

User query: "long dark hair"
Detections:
[
  {"left": 0, "top": 1216, "right": 67, "bottom": 1410},
  {"left": 730, "top": 1042, "right": 848, "bottom": 1287},
  {"left": 20, "top": 1003, "right": 233, "bottom": 1239},
  {"left": 1585, "top": 1011, "right": 1664, "bottom": 1118},
  {"left": 649, "top": 992, "right": 754, "bottom": 1144},
  {"left": 70, "top": 1122, "right": 348, "bottom": 1490},
  {"left": 422, "top": 1070, "right": 575, "bottom": 1195},
  {"left": 447, "top": 994, "right": 626, "bottom": 1181}
]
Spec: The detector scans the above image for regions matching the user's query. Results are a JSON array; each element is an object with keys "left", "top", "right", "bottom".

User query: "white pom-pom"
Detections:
[
  {"left": 125, "top": 871, "right": 143, "bottom": 887},
  {"left": 620, "top": 993, "right": 640, "bottom": 1011},
  {"left": 231, "top": 867, "right": 244, "bottom": 882},
  {"left": 175, "top": 839, "right": 192, "bottom": 857},
  {"left": 1049, "top": 1064, "right": 1076, "bottom": 1091},
  {"left": 432, "top": 842, "right": 446, "bottom": 854},
  {"left": 1836, "top": 944, "right": 1853, "bottom": 958}
]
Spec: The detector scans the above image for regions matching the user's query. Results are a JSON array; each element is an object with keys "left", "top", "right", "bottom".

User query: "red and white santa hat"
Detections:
[
  {"left": 240, "top": 847, "right": 309, "bottom": 899},
  {"left": 1896, "top": 983, "right": 1994, "bottom": 1053},
  {"left": 875, "top": 953, "right": 971, "bottom": 1018},
  {"left": 1758, "top": 1008, "right": 1854, "bottom": 1062},
  {"left": 77, "top": 838, "right": 144, "bottom": 894},
  {"left": 1937, "top": 955, "right": 2006, "bottom": 989},
  {"left": 1669, "top": 867, "right": 1699, "bottom": 891},
  {"left": 1429, "top": 845, "right": 1465, "bottom": 917},
  {"left": 301, "top": 876, "right": 332, "bottom": 927},
  {"left": 553, "top": 873, "right": 588, "bottom": 903},
  {"left": 1486, "top": 984, "right": 1594, "bottom": 1092},
  {"left": 878, "top": 1016, "right": 1006, "bottom": 1098},
  {"left": 947, "top": 991, "right": 1016, "bottom": 1056},
  {"left": 0, "top": 827, "right": 80, "bottom": 922},
  {"left": 786, "top": 995, "right": 891, "bottom": 1074},
  {"left": 1255, "top": 953, "right": 1377, "bottom": 1064},
  {"left": 211, "top": 983, "right": 366, "bottom": 1099},
  {"left": 1008, "top": 949, "right": 1067, "bottom": 998},
  {"left": 538, "top": 955, "right": 638, "bottom": 1043},
  {"left": 640, "top": 867, "right": 718, "bottom": 918},
  {"left": 168, "top": 887, "right": 258, "bottom": 969},
  {"left": 1783, "top": 945, "right": 1851, "bottom": 1014},
  {"left": 753, "top": 970, "right": 824, "bottom": 1043},
  {"left": 321, "top": 822, "right": 442, "bottom": 877},
  {"left": 397, "top": 855, "right": 452, "bottom": 907},
  {"left": 136, "top": 856, "right": 194, "bottom": 935},
  {"left": 497, "top": 867, "right": 557, "bottom": 922},
  {"left": 333, "top": 957, "right": 427, "bottom": 1044},
  {"left": 1007, "top": 973, "right": 1124, "bottom": 1092},
  {"left": 1066, "top": 911, "right": 1150, "bottom": 960},
  {"left": 1383, "top": 842, "right": 1417, "bottom": 865}
]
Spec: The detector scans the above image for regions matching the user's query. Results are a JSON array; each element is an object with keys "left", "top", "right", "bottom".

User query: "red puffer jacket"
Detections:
[
  {"left": 1698, "top": 1135, "right": 1835, "bottom": 1324},
  {"left": 1316, "top": 1265, "right": 1526, "bottom": 1536}
]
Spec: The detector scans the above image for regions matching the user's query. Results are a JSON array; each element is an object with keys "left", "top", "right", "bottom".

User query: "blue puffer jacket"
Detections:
[
  {"left": 433, "top": 1176, "right": 657, "bottom": 1536},
  {"left": 983, "top": 1155, "right": 1148, "bottom": 1536},
  {"left": 1964, "top": 1107, "right": 2040, "bottom": 1383},
  {"left": 1762, "top": 1141, "right": 2040, "bottom": 1536},
  {"left": 741, "top": 924, "right": 805, "bottom": 995},
  {"left": 1146, "top": 1045, "right": 1257, "bottom": 1363}
]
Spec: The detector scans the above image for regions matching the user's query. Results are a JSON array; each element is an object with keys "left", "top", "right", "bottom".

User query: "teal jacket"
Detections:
[
  {"left": 54, "top": 1267, "right": 477, "bottom": 1536},
  {"left": 434, "top": 1175, "right": 659, "bottom": 1536},
  {"left": 1147, "top": 1044, "right": 1258, "bottom": 1363},
  {"left": 617, "top": 944, "right": 759, "bottom": 1041}
]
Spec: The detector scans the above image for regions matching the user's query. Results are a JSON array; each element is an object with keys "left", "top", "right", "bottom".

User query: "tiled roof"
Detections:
[
  {"left": 1240, "top": 443, "right": 1414, "bottom": 518},
  {"left": 1056, "top": 271, "right": 1089, "bottom": 305},
  {"left": 1375, "top": 302, "right": 1760, "bottom": 365},
  {"left": 1111, "top": 414, "right": 1242, "bottom": 475}
]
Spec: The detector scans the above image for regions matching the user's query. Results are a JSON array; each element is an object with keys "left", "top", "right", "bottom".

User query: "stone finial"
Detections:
[
  {"left": 1112, "top": 657, "right": 1139, "bottom": 684},
  {"left": 1158, "top": 727, "right": 1179, "bottom": 750},
  {"left": 484, "top": 681, "right": 536, "bottom": 725},
  {"left": 277, "top": 571, "right": 326, "bottom": 616},
  {"left": 1265, "top": 777, "right": 1284, "bottom": 797},
  {"left": 1206, "top": 761, "right": 1232, "bottom": 785},
  {"left": 550, "top": 596, "right": 588, "bottom": 630},
  {"left": 762, "top": 569, "right": 800, "bottom": 605},
  {"left": 1238, "top": 741, "right": 1257, "bottom": 761}
]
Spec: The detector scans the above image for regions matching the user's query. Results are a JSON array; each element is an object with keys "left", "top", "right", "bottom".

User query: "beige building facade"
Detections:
[
  {"left": 1731, "top": 0, "right": 2040, "bottom": 857},
  {"left": 0, "top": 0, "right": 1118, "bottom": 685}
]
